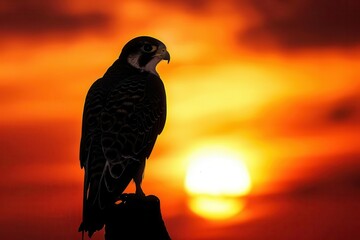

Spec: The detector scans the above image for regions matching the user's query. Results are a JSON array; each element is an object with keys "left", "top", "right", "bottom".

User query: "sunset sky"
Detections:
[{"left": 1, "top": 1, "right": 360, "bottom": 239}]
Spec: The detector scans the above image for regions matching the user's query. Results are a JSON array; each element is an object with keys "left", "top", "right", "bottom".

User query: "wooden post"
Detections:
[{"left": 104, "top": 194, "right": 171, "bottom": 240}]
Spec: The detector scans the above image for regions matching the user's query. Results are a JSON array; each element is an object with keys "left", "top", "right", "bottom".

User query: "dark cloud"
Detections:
[
  {"left": 0, "top": 0, "right": 111, "bottom": 38},
  {"left": 289, "top": 154, "right": 360, "bottom": 196},
  {"left": 154, "top": 0, "right": 210, "bottom": 11},
  {"left": 327, "top": 96, "right": 360, "bottom": 124},
  {"left": 239, "top": 0, "right": 360, "bottom": 49}
]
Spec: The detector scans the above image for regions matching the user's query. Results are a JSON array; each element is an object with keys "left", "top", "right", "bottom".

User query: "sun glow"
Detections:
[
  {"left": 188, "top": 196, "right": 246, "bottom": 220},
  {"left": 185, "top": 146, "right": 252, "bottom": 220}
]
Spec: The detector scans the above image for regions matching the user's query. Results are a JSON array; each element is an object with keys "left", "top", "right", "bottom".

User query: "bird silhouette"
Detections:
[{"left": 79, "top": 36, "right": 170, "bottom": 238}]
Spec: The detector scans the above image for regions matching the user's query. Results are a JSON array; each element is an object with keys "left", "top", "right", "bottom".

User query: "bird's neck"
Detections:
[{"left": 103, "top": 59, "right": 141, "bottom": 79}]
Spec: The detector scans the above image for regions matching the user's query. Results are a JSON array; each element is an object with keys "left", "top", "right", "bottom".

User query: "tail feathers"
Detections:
[
  {"left": 80, "top": 166, "right": 105, "bottom": 238},
  {"left": 78, "top": 206, "right": 105, "bottom": 238}
]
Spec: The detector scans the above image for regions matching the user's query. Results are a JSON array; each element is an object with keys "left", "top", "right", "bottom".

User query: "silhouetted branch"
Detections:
[{"left": 105, "top": 194, "right": 171, "bottom": 240}]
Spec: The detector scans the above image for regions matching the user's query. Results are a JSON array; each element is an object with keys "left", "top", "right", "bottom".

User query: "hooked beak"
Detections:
[
  {"left": 156, "top": 47, "right": 170, "bottom": 64},
  {"left": 162, "top": 50, "right": 170, "bottom": 64}
]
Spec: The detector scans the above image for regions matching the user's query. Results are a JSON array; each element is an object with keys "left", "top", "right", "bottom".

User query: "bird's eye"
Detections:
[{"left": 142, "top": 44, "right": 157, "bottom": 53}]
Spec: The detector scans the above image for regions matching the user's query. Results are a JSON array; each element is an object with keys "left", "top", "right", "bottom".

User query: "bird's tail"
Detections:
[
  {"left": 79, "top": 161, "right": 105, "bottom": 239},
  {"left": 78, "top": 182, "right": 105, "bottom": 238},
  {"left": 79, "top": 160, "right": 89, "bottom": 240}
]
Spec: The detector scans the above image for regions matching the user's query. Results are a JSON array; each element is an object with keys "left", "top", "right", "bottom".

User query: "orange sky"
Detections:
[{"left": 1, "top": 1, "right": 360, "bottom": 239}]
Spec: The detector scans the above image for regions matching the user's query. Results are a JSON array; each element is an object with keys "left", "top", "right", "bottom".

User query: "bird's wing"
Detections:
[
  {"left": 79, "top": 78, "right": 107, "bottom": 236},
  {"left": 80, "top": 79, "right": 105, "bottom": 169},
  {"left": 80, "top": 73, "right": 166, "bottom": 207}
]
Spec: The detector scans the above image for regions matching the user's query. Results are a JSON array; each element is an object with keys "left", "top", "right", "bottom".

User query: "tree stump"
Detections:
[{"left": 104, "top": 194, "right": 171, "bottom": 240}]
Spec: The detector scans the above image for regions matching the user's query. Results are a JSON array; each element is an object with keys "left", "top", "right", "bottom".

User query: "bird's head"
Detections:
[{"left": 119, "top": 36, "right": 170, "bottom": 76}]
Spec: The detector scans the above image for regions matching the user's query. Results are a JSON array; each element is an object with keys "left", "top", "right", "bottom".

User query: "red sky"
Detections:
[{"left": 1, "top": 1, "right": 360, "bottom": 239}]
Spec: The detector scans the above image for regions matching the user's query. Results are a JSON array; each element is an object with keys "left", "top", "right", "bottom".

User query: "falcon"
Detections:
[{"left": 79, "top": 36, "right": 170, "bottom": 237}]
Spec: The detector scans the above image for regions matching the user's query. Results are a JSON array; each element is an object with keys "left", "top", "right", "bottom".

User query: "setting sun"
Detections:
[{"left": 185, "top": 146, "right": 252, "bottom": 220}]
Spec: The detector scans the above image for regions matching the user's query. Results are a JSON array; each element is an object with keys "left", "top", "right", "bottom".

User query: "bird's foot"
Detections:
[{"left": 135, "top": 188, "right": 146, "bottom": 198}]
